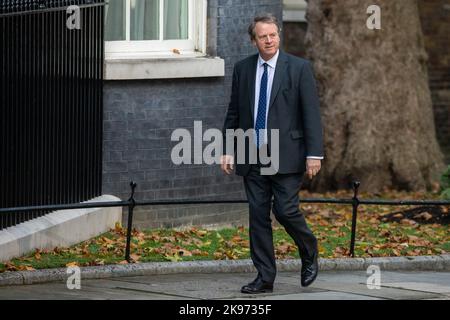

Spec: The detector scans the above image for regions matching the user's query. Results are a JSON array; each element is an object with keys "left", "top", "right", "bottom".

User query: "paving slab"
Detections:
[
  {"left": 381, "top": 282, "right": 450, "bottom": 294},
  {"left": 0, "top": 281, "right": 176, "bottom": 300},
  {"left": 236, "top": 291, "right": 383, "bottom": 300},
  {"left": 101, "top": 273, "right": 326, "bottom": 300},
  {"left": 0, "top": 271, "right": 449, "bottom": 300}
]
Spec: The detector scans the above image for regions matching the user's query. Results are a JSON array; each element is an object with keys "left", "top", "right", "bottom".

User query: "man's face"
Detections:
[{"left": 252, "top": 22, "right": 280, "bottom": 60}]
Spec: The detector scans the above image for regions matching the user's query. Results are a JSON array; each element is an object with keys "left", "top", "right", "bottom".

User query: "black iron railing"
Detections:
[
  {"left": 0, "top": 1, "right": 104, "bottom": 229},
  {"left": 0, "top": 0, "right": 104, "bottom": 15},
  {"left": 1, "top": 182, "right": 449, "bottom": 261}
]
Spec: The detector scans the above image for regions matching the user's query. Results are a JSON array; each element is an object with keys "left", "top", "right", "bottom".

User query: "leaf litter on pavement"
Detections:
[{"left": 0, "top": 189, "right": 448, "bottom": 272}]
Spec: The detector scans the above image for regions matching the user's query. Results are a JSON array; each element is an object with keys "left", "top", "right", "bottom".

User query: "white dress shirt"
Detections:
[{"left": 254, "top": 50, "right": 323, "bottom": 160}]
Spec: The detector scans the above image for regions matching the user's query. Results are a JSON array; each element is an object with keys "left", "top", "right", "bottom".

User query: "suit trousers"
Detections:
[{"left": 243, "top": 164, "right": 318, "bottom": 283}]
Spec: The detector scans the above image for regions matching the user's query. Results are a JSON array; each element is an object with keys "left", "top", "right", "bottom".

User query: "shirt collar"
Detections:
[{"left": 258, "top": 50, "right": 280, "bottom": 69}]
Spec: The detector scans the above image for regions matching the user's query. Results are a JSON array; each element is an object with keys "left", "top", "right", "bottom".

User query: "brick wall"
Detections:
[
  {"left": 418, "top": 0, "right": 450, "bottom": 164},
  {"left": 103, "top": 0, "right": 283, "bottom": 229}
]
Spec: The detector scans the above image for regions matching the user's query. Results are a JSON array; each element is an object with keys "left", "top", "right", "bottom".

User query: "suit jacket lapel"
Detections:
[
  {"left": 269, "top": 51, "right": 288, "bottom": 110},
  {"left": 247, "top": 54, "right": 258, "bottom": 121}
]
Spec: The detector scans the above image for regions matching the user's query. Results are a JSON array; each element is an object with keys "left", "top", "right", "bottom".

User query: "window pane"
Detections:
[
  {"left": 105, "top": 0, "right": 126, "bottom": 41},
  {"left": 164, "top": 0, "right": 189, "bottom": 40},
  {"left": 131, "top": 0, "right": 160, "bottom": 40}
]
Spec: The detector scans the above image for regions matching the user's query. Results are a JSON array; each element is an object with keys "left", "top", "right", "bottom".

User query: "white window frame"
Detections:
[
  {"left": 283, "top": 0, "right": 307, "bottom": 22},
  {"left": 105, "top": 0, "right": 207, "bottom": 59}
]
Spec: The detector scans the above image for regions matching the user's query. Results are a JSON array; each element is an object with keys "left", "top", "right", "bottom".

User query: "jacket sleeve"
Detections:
[
  {"left": 299, "top": 61, "right": 324, "bottom": 158},
  {"left": 222, "top": 65, "right": 240, "bottom": 156}
]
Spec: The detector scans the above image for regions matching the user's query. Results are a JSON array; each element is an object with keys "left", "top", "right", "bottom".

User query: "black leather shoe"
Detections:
[
  {"left": 241, "top": 278, "right": 274, "bottom": 294},
  {"left": 301, "top": 250, "right": 319, "bottom": 287}
]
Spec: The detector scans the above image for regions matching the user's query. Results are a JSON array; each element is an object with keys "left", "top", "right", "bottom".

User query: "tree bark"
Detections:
[{"left": 304, "top": 0, "right": 445, "bottom": 192}]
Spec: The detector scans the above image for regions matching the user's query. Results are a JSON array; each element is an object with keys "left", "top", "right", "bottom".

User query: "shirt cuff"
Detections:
[{"left": 307, "top": 156, "right": 324, "bottom": 160}]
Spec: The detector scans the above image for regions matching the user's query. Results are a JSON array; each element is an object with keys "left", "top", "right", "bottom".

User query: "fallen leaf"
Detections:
[
  {"left": 5, "top": 262, "right": 17, "bottom": 271},
  {"left": 200, "top": 241, "right": 212, "bottom": 248},
  {"left": 191, "top": 249, "right": 209, "bottom": 256},
  {"left": 407, "top": 235, "right": 419, "bottom": 242},
  {"left": 94, "top": 259, "right": 105, "bottom": 266},
  {"left": 195, "top": 230, "right": 208, "bottom": 237},
  {"left": 164, "top": 253, "right": 182, "bottom": 262},
  {"left": 101, "top": 237, "right": 114, "bottom": 244},
  {"left": 114, "top": 222, "right": 124, "bottom": 234},
  {"left": 133, "top": 231, "right": 146, "bottom": 241},
  {"left": 130, "top": 254, "right": 141, "bottom": 262},
  {"left": 401, "top": 219, "right": 417, "bottom": 226},
  {"left": 231, "top": 236, "right": 243, "bottom": 243},
  {"left": 318, "top": 219, "right": 329, "bottom": 226},
  {"left": 318, "top": 245, "right": 326, "bottom": 255},
  {"left": 379, "top": 230, "right": 391, "bottom": 237},
  {"left": 177, "top": 249, "right": 192, "bottom": 257},
  {"left": 160, "top": 236, "right": 176, "bottom": 243},
  {"left": 148, "top": 232, "right": 161, "bottom": 242},
  {"left": 224, "top": 250, "right": 239, "bottom": 260},
  {"left": 413, "top": 212, "right": 433, "bottom": 221},
  {"left": 66, "top": 262, "right": 79, "bottom": 268},
  {"left": 368, "top": 218, "right": 378, "bottom": 224},
  {"left": 240, "top": 240, "right": 250, "bottom": 247},
  {"left": 275, "top": 242, "right": 297, "bottom": 255},
  {"left": 214, "top": 252, "right": 224, "bottom": 260}
]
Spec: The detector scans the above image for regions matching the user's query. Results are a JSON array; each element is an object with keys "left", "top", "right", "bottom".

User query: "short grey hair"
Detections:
[{"left": 248, "top": 13, "right": 282, "bottom": 41}]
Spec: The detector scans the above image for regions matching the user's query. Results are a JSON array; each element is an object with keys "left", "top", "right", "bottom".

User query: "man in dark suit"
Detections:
[{"left": 221, "top": 13, "right": 324, "bottom": 294}]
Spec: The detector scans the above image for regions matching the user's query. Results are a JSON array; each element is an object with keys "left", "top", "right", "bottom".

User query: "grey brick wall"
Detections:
[{"left": 103, "top": 0, "right": 283, "bottom": 229}]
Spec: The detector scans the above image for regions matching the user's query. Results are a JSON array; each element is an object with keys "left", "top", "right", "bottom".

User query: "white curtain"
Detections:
[
  {"left": 105, "top": 0, "right": 126, "bottom": 41},
  {"left": 164, "top": 0, "right": 188, "bottom": 40},
  {"left": 105, "top": 0, "right": 189, "bottom": 41},
  {"left": 131, "top": 0, "right": 160, "bottom": 40}
]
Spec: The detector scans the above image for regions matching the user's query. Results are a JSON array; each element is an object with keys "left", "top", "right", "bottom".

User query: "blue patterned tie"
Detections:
[{"left": 255, "top": 63, "right": 268, "bottom": 148}]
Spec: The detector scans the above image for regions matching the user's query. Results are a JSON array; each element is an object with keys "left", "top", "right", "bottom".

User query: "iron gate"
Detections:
[{"left": 0, "top": 0, "right": 105, "bottom": 230}]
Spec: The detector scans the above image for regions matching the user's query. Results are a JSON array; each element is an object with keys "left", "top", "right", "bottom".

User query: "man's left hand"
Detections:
[{"left": 306, "top": 159, "right": 321, "bottom": 180}]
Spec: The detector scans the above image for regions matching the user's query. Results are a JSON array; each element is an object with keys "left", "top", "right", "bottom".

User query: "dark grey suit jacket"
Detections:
[{"left": 223, "top": 50, "right": 324, "bottom": 176}]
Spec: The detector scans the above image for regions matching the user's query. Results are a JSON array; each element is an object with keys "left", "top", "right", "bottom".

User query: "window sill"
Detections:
[{"left": 104, "top": 53, "right": 225, "bottom": 80}]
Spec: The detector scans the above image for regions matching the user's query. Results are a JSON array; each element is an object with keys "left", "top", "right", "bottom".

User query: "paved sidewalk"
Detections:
[{"left": 0, "top": 270, "right": 449, "bottom": 300}]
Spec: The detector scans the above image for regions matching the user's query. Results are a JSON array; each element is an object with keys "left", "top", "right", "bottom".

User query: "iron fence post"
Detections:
[
  {"left": 349, "top": 181, "right": 361, "bottom": 257},
  {"left": 125, "top": 182, "right": 137, "bottom": 262}
]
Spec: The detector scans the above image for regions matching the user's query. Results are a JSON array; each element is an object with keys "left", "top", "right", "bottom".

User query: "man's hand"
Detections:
[
  {"left": 220, "top": 155, "right": 234, "bottom": 175},
  {"left": 306, "top": 159, "right": 321, "bottom": 180}
]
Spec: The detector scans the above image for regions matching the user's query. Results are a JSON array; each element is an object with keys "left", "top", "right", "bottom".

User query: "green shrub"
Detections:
[{"left": 441, "top": 165, "right": 450, "bottom": 200}]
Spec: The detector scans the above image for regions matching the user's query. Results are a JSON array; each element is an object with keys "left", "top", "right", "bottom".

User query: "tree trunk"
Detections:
[{"left": 304, "top": 0, "right": 445, "bottom": 192}]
